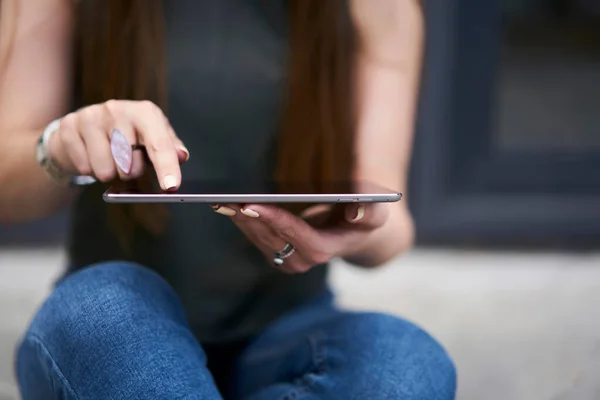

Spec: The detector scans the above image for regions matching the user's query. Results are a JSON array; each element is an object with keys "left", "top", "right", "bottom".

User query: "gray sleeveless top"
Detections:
[{"left": 67, "top": 0, "right": 328, "bottom": 343}]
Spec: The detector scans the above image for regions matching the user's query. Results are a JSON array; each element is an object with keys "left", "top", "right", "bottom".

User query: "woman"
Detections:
[{"left": 0, "top": 0, "right": 456, "bottom": 398}]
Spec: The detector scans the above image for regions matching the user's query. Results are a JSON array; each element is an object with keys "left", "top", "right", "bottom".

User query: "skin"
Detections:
[
  {"left": 0, "top": 0, "right": 423, "bottom": 269},
  {"left": 0, "top": 0, "right": 188, "bottom": 222}
]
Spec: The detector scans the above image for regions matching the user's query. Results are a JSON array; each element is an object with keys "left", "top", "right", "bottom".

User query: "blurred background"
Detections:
[{"left": 1, "top": 0, "right": 599, "bottom": 399}]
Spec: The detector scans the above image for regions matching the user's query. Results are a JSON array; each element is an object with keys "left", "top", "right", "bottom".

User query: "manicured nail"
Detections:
[
  {"left": 178, "top": 145, "right": 190, "bottom": 162},
  {"left": 110, "top": 129, "right": 133, "bottom": 174},
  {"left": 212, "top": 205, "right": 236, "bottom": 217},
  {"left": 350, "top": 205, "right": 365, "bottom": 222},
  {"left": 241, "top": 208, "right": 259, "bottom": 218},
  {"left": 163, "top": 175, "right": 177, "bottom": 191}
]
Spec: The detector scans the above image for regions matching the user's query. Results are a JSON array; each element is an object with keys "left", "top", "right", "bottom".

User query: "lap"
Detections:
[
  {"left": 235, "top": 298, "right": 456, "bottom": 400},
  {"left": 16, "top": 262, "right": 456, "bottom": 400}
]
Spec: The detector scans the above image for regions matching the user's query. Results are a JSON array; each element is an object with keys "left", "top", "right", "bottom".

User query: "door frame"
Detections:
[{"left": 409, "top": 0, "right": 600, "bottom": 248}]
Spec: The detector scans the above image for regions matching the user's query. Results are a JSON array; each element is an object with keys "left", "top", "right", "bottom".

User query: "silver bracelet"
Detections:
[{"left": 35, "top": 118, "right": 95, "bottom": 186}]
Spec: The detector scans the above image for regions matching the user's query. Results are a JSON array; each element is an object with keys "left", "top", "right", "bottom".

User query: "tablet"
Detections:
[{"left": 102, "top": 180, "right": 402, "bottom": 204}]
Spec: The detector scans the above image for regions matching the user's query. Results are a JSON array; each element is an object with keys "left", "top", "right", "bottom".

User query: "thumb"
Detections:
[
  {"left": 173, "top": 139, "right": 190, "bottom": 164},
  {"left": 168, "top": 125, "right": 190, "bottom": 163}
]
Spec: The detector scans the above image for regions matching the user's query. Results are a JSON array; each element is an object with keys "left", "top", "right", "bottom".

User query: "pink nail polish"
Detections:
[{"left": 110, "top": 129, "right": 133, "bottom": 175}]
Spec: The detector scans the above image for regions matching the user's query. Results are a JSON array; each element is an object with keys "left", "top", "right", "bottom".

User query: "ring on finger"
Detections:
[{"left": 273, "top": 243, "right": 295, "bottom": 266}]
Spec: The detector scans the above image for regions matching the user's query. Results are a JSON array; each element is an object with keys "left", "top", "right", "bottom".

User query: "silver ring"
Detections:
[{"left": 273, "top": 243, "right": 295, "bottom": 266}]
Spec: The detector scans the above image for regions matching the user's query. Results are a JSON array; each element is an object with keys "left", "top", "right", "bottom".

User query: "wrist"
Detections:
[
  {"left": 46, "top": 119, "right": 70, "bottom": 172},
  {"left": 36, "top": 118, "right": 71, "bottom": 184}
]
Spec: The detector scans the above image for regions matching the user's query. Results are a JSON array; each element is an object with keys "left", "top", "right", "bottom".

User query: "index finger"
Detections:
[{"left": 125, "top": 101, "right": 181, "bottom": 191}]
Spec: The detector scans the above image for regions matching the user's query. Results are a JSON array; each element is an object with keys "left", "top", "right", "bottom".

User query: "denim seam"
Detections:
[
  {"left": 241, "top": 338, "right": 306, "bottom": 365},
  {"left": 274, "top": 331, "right": 328, "bottom": 400},
  {"left": 242, "top": 328, "right": 329, "bottom": 366},
  {"left": 278, "top": 386, "right": 311, "bottom": 400},
  {"left": 307, "top": 330, "right": 327, "bottom": 375},
  {"left": 252, "top": 332, "right": 327, "bottom": 400},
  {"left": 27, "top": 334, "right": 81, "bottom": 400}
]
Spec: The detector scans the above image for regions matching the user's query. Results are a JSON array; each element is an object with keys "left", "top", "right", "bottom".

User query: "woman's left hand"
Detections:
[{"left": 211, "top": 203, "right": 389, "bottom": 274}]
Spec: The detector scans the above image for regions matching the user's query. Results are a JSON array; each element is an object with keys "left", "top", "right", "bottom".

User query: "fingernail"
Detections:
[
  {"left": 178, "top": 145, "right": 190, "bottom": 162},
  {"left": 212, "top": 204, "right": 236, "bottom": 216},
  {"left": 241, "top": 208, "right": 259, "bottom": 218},
  {"left": 163, "top": 175, "right": 177, "bottom": 191},
  {"left": 350, "top": 205, "right": 365, "bottom": 222}
]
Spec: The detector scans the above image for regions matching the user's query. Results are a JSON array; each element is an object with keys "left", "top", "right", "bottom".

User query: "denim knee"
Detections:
[
  {"left": 24, "top": 261, "right": 188, "bottom": 342},
  {"left": 26, "top": 261, "right": 184, "bottom": 336},
  {"left": 329, "top": 312, "right": 457, "bottom": 399},
  {"left": 16, "top": 262, "right": 188, "bottom": 393}
]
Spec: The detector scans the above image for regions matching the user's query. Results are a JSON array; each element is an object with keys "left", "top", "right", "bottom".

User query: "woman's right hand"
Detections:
[{"left": 48, "top": 100, "right": 189, "bottom": 191}]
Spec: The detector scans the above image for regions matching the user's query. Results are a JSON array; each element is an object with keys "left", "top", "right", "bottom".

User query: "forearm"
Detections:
[
  {"left": 0, "top": 0, "right": 77, "bottom": 223},
  {"left": 0, "top": 129, "right": 76, "bottom": 223},
  {"left": 343, "top": 0, "right": 423, "bottom": 267},
  {"left": 342, "top": 204, "right": 415, "bottom": 267}
]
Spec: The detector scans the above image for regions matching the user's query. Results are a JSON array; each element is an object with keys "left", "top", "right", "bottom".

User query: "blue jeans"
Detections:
[{"left": 16, "top": 262, "right": 456, "bottom": 399}]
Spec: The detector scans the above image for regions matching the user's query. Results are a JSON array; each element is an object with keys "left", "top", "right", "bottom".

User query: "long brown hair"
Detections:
[{"left": 74, "top": 0, "right": 357, "bottom": 246}]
